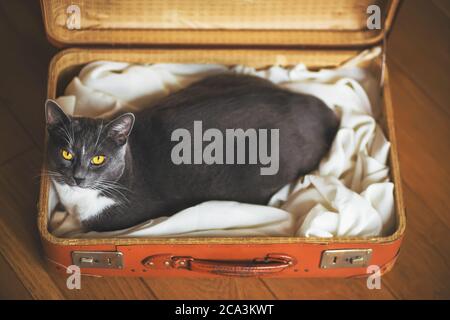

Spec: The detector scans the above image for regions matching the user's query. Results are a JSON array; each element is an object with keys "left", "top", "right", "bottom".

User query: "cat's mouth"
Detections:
[
  {"left": 50, "top": 177, "right": 90, "bottom": 189},
  {"left": 62, "top": 179, "right": 91, "bottom": 189},
  {"left": 69, "top": 182, "right": 91, "bottom": 189}
]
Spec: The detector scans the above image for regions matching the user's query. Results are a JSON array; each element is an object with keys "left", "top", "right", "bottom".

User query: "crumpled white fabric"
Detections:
[{"left": 49, "top": 47, "right": 396, "bottom": 238}]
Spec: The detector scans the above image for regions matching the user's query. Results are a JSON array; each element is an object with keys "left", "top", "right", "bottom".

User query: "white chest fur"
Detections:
[{"left": 52, "top": 179, "right": 117, "bottom": 222}]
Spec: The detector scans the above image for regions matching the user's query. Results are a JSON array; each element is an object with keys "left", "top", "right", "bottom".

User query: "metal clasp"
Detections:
[
  {"left": 72, "top": 251, "right": 124, "bottom": 269},
  {"left": 320, "top": 249, "right": 372, "bottom": 269}
]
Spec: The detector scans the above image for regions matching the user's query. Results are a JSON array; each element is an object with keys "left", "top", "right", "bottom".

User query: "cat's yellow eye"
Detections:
[
  {"left": 91, "top": 155, "right": 106, "bottom": 165},
  {"left": 61, "top": 149, "right": 73, "bottom": 161}
]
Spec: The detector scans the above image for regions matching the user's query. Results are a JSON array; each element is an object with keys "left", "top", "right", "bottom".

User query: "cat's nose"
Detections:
[{"left": 74, "top": 177, "right": 85, "bottom": 186}]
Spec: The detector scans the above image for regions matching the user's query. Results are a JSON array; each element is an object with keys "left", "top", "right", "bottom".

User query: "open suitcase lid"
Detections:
[{"left": 41, "top": 0, "right": 400, "bottom": 47}]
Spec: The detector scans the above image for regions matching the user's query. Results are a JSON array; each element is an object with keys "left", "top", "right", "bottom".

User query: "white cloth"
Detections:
[{"left": 50, "top": 47, "right": 396, "bottom": 238}]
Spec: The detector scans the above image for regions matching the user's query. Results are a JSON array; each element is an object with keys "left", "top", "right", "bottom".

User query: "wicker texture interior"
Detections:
[{"left": 41, "top": 0, "right": 400, "bottom": 46}]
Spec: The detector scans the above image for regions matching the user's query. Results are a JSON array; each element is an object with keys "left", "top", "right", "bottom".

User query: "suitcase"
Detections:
[{"left": 38, "top": 0, "right": 406, "bottom": 278}]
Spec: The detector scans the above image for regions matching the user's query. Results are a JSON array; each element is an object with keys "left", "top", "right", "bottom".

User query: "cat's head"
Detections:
[{"left": 45, "top": 100, "right": 135, "bottom": 188}]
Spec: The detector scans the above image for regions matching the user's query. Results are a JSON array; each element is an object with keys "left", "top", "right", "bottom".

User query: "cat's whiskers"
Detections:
[
  {"left": 59, "top": 133, "right": 72, "bottom": 147},
  {"left": 60, "top": 123, "right": 74, "bottom": 146},
  {"left": 93, "top": 120, "right": 104, "bottom": 151},
  {"left": 92, "top": 186, "right": 123, "bottom": 205},
  {"left": 70, "top": 120, "right": 75, "bottom": 144},
  {"left": 36, "top": 170, "right": 65, "bottom": 183},
  {"left": 92, "top": 180, "right": 131, "bottom": 204},
  {"left": 95, "top": 179, "right": 132, "bottom": 192},
  {"left": 99, "top": 185, "right": 129, "bottom": 202},
  {"left": 37, "top": 170, "right": 63, "bottom": 178}
]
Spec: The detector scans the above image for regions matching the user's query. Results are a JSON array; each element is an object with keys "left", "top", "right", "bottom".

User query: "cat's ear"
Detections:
[
  {"left": 45, "top": 99, "right": 70, "bottom": 127},
  {"left": 105, "top": 113, "right": 135, "bottom": 145}
]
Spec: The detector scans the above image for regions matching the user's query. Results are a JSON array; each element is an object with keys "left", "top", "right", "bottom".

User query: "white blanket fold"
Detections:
[{"left": 50, "top": 47, "right": 396, "bottom": 239}]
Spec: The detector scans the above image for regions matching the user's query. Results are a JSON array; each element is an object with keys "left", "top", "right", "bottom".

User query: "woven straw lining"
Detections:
[
  {"left": 38, "top": 48, "right": 406, "bottom": 246},
  {"left": 41, "top": 0, "right": 400, "bottom": 46}
]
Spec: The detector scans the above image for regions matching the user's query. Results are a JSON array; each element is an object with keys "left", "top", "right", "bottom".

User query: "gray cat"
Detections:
[{"left": 46, "top": 74, "right": 339, "bottom": 232}]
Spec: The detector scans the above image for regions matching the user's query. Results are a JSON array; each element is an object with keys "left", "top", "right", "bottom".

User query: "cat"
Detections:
[{"left": 45, "top": 73, "right": 339, "bottom": 232}]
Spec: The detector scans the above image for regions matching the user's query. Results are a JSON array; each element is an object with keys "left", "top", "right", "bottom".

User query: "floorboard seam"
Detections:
[
  {"left": 4, "top": 102, "right": 43, "bottom": 150},
  {"left": 139, "top": 278, "right": 160, "bottom": 300},
  {"left": 259, "top": 279, "right": 279, "bottom": 300},
  {"left": 0, "top": 251, "right": 34, "bottom": 299},
  {"left": 388, "top": 59, "right": 450, "bottom": 117}
]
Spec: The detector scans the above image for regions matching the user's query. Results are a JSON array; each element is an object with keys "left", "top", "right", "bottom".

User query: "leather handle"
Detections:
[{"left": 142, "top": 253, "right": 295, "bottom": 276}]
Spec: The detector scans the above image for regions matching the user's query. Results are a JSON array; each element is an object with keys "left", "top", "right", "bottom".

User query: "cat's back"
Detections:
[
  {"left": 136, "top": 73, "right": 336, "bottom": 131},
  {"left": 129, "top": 73, "right": 338, "bottom": 205}
]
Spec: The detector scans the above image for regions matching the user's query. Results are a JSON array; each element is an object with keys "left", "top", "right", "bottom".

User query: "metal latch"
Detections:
[
  {"left": 320, "top": 249, "right": 372, "bottom": 269},
  {"left": 72, "top": 251, "right": 124, "bottom": 269}
]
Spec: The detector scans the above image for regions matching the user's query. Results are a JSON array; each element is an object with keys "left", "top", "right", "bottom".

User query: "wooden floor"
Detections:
[{"left": 0, "top": 1, "right": 449, "bottom": 300}]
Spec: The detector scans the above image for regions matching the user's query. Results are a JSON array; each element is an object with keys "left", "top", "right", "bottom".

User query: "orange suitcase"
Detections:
[{"left": 38, "top": 0, "right": 406, "bottom": 278}]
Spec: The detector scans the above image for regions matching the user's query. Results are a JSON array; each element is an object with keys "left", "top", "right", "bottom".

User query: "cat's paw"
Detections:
[
  {"left": 48, "top": 210, "right": 67, "bottom": 231},
  {"left": 50, "top": 211, "right": 83, "bottom": 238}
]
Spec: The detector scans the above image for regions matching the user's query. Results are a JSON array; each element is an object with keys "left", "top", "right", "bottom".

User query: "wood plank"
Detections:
[
  {"left": 0, "top": 253, "right": 33, "bottom": 300},
  {"left": 0, "top": 1, "right": 55, "bottom": 61},
  {"left": 0, "top": 147, "right": 65, "bottom": 299},
  {"left": 142, "top": 278, "right": 276, "bottom": 300},
  {"left": 388, "top": 61, "right": 450, "bottom": 227},
  {"left": 50, "top": 275, "right": 157, "bottom": 300},
  {"left": 0, "top": 104, "right": 33, "bottom": 164},
  {"left": 261, "top": 278, "right": 397, "bottom": 299},
  {"left": 432, "top": 0, "right": 450, "bottom": 18},
  {"left": 388, "top": 0, "right": 450, "bottom": 113},
  {"left": 0, "top": 212, "right": 65, "bottom": 299},
  {"left": 0, "top": 0, "right": 57, "bottom": 149},
  {"left": 381, "top": 184, "right": 450, "bottom": 299},
  {"left": 375, "top": 0, "right": 450, "bottom": 297}
]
